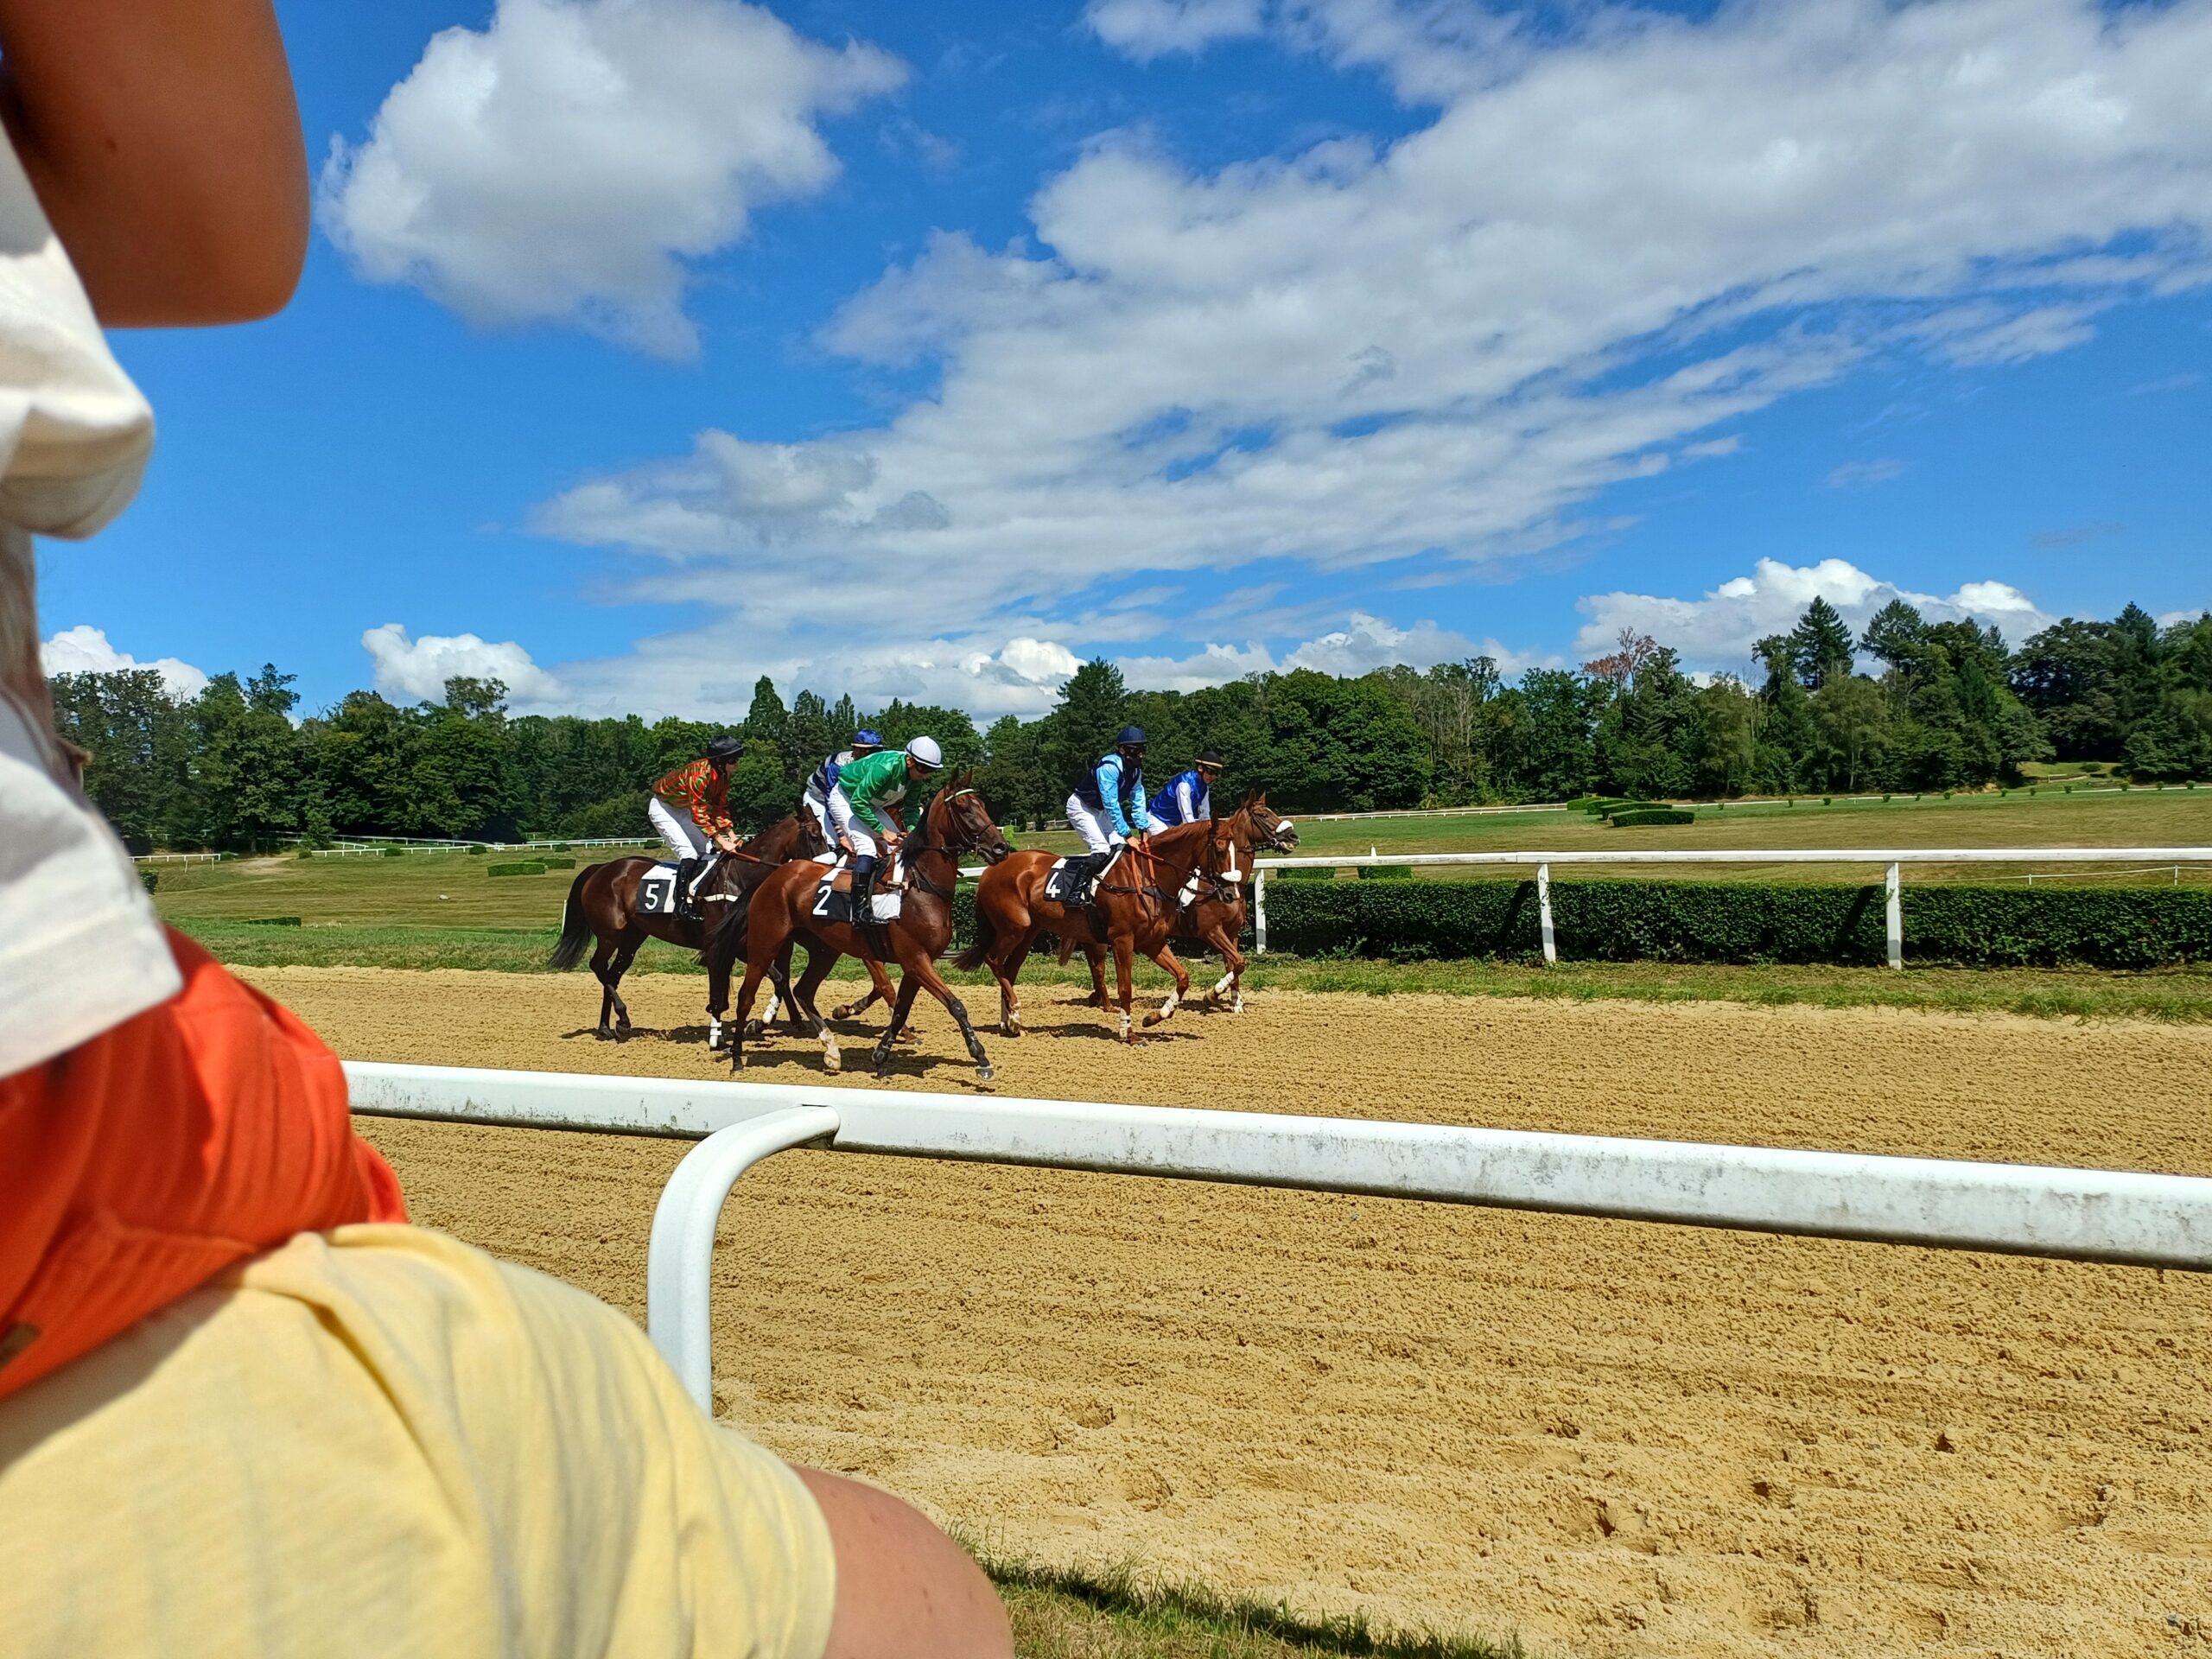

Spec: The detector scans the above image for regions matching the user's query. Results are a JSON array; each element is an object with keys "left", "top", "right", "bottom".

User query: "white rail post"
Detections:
[
  {"left": 1254, "top": 867, "right": 1268, "bottom": 954},
  {"left": 1537, "top": 862, "right": 1557, "bottom": 966},
  {"left": 1885, "top": 862, "right": 1903, "bottom": 970},
  {"left": 647, "top": 1105, "right": 841, "bottom": 1412}
]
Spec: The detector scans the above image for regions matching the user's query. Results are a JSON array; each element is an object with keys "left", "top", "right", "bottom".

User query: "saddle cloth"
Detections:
[
  {"left": 637, "top": 863, "right": 680, "bottom": 916},
  {"left": 1044, "top": 850, "right": 1116, "bottom": 906}
]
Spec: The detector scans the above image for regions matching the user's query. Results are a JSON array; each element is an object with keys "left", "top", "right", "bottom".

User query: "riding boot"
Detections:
[
  {"left": 675, "top": 856, "right": 700, "bottom": 919},
  {"left": 849, "top": 854, "right": 878, "bottom": 931}
]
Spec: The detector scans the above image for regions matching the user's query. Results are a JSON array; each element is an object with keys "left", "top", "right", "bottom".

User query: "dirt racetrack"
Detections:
[{"left": 254, "top": 965, "right": 2212, "bottom": 1658}]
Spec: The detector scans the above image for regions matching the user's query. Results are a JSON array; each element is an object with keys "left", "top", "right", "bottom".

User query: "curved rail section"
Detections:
[{"left": 346, "top": 1061, "right": 2212, "bottom": 1413}]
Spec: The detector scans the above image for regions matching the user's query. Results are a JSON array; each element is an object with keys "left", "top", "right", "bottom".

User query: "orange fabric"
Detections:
[
  {"left": 0, "top": 931, "right": 403, "bottom": 1402},
  {"left": 652, "top": 756, "right": 734, "bottom": 834}
]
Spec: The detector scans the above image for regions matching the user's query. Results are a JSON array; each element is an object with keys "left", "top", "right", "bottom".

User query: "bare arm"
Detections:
[
  {"left": 0, "top": 0, "right": 308, "bottom": 324},
  {"left": 798, "top": 1469, "right": 1012, "bottom": 1659}
]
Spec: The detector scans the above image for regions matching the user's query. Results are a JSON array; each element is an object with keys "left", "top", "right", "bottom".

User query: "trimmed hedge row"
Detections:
[
  {"left": 1608, "top": 809, "right": 1695, "bottom": 827},
  {"left": 1248, "top": 879, "right": 2212, "bottom": 969}
]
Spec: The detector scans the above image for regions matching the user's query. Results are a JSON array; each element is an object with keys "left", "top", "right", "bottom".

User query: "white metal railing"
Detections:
[
  {"left": 344, "top": 1061, "right": 2212, "bottom": 1413},
  {"left": 1244, "top": 846, "right": 2212, "bottom": 968}
]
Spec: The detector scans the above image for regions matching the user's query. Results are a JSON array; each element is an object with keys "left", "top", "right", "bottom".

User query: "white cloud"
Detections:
[
  {"left": 40, "top": 626, "right": 209, "bottom": 698},
  {"left": 1573, "top": 557, "right": 2056, "bottom": 671},
  {"left": 1826, "top": 457, "right": 1907, "bottom": 489},
  {"left": 362, "top": 623, "right": 565, "bottom": 704},
  {"left": 1085, "top": 0, "right": 1265, "bottom": 60},
  {"left": 534, "top": 0, "right": 2212, "bottom": 703},
  {"left": 1116, "top": 613, "right": 1548, "bottom": 695},
  {"left": 319, "top": 0, "right": 904, "bottom": 357}
]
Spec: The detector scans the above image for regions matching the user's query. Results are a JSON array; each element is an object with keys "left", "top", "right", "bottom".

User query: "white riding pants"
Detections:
[
  {"left": 1065, "top": 794, "right": 1122, "bottom": 856},
  {"left": 802, "top": 786, "right": 836, "bottom": 851},
  {"left": 649, "top": 797, "right": 709, "bottom": 861},
  {"left": 827, "top": 786, "right": 878, "bottom": 859}
]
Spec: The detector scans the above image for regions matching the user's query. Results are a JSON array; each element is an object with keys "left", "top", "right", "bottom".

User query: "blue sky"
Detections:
[{"left": 35, "top": 0, "right": 2212, "bottom": 719}]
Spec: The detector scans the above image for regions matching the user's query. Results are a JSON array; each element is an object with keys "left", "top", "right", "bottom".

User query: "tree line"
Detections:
[{"left": 48, "top": 596, "right": 2212, "bottom": 852}]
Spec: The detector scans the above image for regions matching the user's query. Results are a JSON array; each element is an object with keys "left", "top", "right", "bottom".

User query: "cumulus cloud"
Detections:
[
  {"left": 362, "top": 623, "right": 565, "bottom": 704},
  {"left": 40, "top": 626, "right": 209, "bottom": 698},
  {"left": 1085, "top": 0, "right": 1265, "bottom": 60},
  {"left": 1116, "top": 613, "right": 1547, "bottom": 696},
  {"left": 531, "top": 0, "right": 2212, "bottom": 703},
  {"left": 1574, "top": 557, "right": 2056, "bottom": 671},
  {"left": 319, "top": 0, "right": 904, "bottom": 357}
]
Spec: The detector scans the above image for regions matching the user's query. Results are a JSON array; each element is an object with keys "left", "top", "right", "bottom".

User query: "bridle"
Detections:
[{"left": 906, "top": 783, "right": 1001, "bottom": 902}]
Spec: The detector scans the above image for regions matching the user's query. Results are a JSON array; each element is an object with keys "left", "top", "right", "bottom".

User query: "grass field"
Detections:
[
  {"left": 983, "top": 1555, "right": 1515, "bottom": 1659},
  {"left": 149, "top": 786, "right": 2212, "bottom": 1023}
]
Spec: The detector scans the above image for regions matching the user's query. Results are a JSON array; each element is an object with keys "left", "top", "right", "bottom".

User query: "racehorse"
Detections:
[
  {"left": 548, "top": 810, "right": 826, "bottom": 1044},
  {"left": 725, "top": 771, "right": 1013, "bottom": 1079},
  {"left": 1061, "top": 796, "right": 1300, "bottom": 1015},
  {"left": 955, "top": 807, "right": 1243, "bottom": 1043}
]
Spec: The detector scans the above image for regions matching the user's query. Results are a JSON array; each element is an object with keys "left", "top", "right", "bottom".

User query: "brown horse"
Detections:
[
  {"left": 726, "top": 771, "right": 1012, "bottom": 1080},
  {"left": 548, "top": 810, "right": 826, "bottom": 1043},
  {"left": 955, "top": 809, "right": 1239, "bottom": 1043},
  {"left": 1063, "top": 796, "right": 1300, "bottom": 1015}
]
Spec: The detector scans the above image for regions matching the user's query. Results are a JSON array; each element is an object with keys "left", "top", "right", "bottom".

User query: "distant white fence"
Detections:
[
  {"left": 343, "top": 1061, "right": 2212, "bottom": 1414},
  {"left": 1247, "top": 847, "right": 2212, "bottom": 968}
]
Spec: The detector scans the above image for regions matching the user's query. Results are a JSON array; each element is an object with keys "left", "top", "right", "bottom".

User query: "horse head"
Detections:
[
  {"left": 747, "top": 810, "right": 826, "bottom": 863},
  {"left": 931, "top": 770, "right": 1014, "bottom": 864},
  {"left": 1243, "top": 791, "right": 1300, "bottom": 852}
]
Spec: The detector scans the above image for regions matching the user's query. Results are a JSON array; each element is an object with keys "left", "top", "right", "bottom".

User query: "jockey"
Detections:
[
  {"left": 649, "top": 733, "right": 743, "bottom": 916},
  {"left": 1066, "top": 726, "right": 1151, "bottom": 856},
  {"left": 831, "top": 735, "right": 944, "bottom": 909},
  {"left": 802, "top": 727, "right": 880, "bottom": 856},
  {"left": 1148, "top": 747, "right": 1224, "bottom": 827}
]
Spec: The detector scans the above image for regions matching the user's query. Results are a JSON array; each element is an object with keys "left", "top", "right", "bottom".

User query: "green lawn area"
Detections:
[{"left": 149, "top": 787, "right": 2212, "bottom": 1023}]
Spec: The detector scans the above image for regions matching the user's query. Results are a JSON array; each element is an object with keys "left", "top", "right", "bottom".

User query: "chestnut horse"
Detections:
[
  {"left": 726, "top": 772, "right": 1013, "bottom": 1080},
  {"left": 1063, "top": 796, "right": 1300, "bottom": 1015},
  {"left": 955, "top": 809, "right": 1239, "bottom": 1043},
  {"left": 549, "top": 810, "right": 825, "bottom": 1043}
]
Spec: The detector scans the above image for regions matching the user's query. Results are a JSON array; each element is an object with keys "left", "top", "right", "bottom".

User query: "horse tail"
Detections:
[
  {"left": 953, "top": 897, "right": 997, "bottom": 972},
  {"left": 548, "top": 868, "right": 595, "bottom": 970}
]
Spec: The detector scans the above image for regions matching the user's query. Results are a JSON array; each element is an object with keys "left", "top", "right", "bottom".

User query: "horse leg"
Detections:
[
  {"left": 606, "top": 940, "right": 639, "bottom": 1039},
  {"left": 1111, "top": 933, "right": 1139, "bottom": 1045},
  {"left": 1205, "top": 923, "right": 1248, "bottom": 1013},
  {"left": 785, "top": 946, "right": 842, "bottom": 1071},
  {"left": 779, "top": 943, "right": 810, "bottom": 1033},
  {"left": 875, "top": 952, "right": 995, "bottom": 1084},
  {"left": 869, "top": 973, "right": 925, "bottom": 1079},
  {"left": 589, "top": 938, "right": 620, "bottom": 1040},
  {"left": 993, "top": 932, "right": 1035, "bottom": 1037},
  {"left": 1084, "top": 942, "right": 1109, "bottom": 1008},
  {"left": 1141, "top": 942, "right": 1193, "bottom": 1029}
]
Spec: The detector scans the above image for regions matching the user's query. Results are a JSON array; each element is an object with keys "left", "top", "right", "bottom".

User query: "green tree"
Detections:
[
  {"left": 406, "top": 677, "right": 521, "bottom": 840},
  {"left": 1811, "top": 675, "right": 1889, "bottom": 791},
  {"left": 1693, "top": 677, "right": 1759, "bottom": 797},
  {"left": 48, "top": 668, "right": 190, "bottom": 851},
  {"left": 1788, "top": 597, "right": 1854, "bottom": 690},
  {"left": 1040, "top": 658, "right": 1129, "bottom": 792}
]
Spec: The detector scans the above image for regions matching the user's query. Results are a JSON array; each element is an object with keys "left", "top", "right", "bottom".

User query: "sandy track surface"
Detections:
[{"left": 255, "top": 965, "right": 2212, "bottom": 1658}]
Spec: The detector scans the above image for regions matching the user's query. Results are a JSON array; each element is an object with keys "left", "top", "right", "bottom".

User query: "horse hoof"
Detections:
[
  {"left": 1001, "top": 1024, "right": 1021, "bottom": 1039},
  {"left": 977, "top": 1064, "right": 995, "bottom": 1083},
  {"left": 823, "top": 1054, "right": 842, "bottom": 1076},
  {"left": 743, "top": 1020, "right": 766, "bottom": 1041},
  {"left": 895, "top": 1029, "right": 921, "bottom": 1046},
  {"left": 831, "top": 1003, "right": 857, "bottom": 1021},
  {"left": 594, "top": 1030, "right": 613, "bottom": 1043}
]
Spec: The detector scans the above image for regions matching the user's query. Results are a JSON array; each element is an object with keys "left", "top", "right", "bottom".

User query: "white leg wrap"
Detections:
[
  {"left": 1118, "top": 1011, "right": 1133, "bottom": 1041},
  {"left": 1157, "top": 988, "right": 1179, "bottom": 1020},
  {"left": 1211, "top": 970, "right": 1235, "bottom": 996},
  {"left": 764, "top": 990, "right": 782, "bottom": 1025},
  {"left": 707, "top": 1015, "right": 723, "bottom": 1050},
  {"left": 822, "top": 1030, "right": 842, "bottom": 1071}
]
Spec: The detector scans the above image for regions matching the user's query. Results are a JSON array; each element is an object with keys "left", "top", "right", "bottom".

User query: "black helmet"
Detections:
[
  {"left": 1195, "top": 748, "right": 1225, "bottom": 769},
  {"left": 1116, "top": 725, "right": 1147, "bottom": 748},
  {"left": 704, "top": 733, "right": 744, "bottom": 765}
]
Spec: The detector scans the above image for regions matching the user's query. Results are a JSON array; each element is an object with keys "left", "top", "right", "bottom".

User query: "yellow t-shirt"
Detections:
[{"left": 0, "top": 1225, "right": 836, "bottom": 1659}]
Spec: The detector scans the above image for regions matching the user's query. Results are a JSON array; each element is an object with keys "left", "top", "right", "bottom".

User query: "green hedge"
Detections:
[
  {"left": 1249, "top": 879, "right": 2212, "bottom": 969},
  {"left": 486, "top": 861, "right": 549, "bottom": 878},
  {"left": 536, "top": 855, "right": 576, "bottom": 870},
  {"left": 1608, "top": 809, "right": 1695, "bottom": 827}
]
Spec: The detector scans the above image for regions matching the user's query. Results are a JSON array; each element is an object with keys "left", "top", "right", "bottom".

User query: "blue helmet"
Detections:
[
  {"left": 852, "top": 728, "right": 883, "bottom": 749},
  {"left": 1116, "top": 725, "right": 1147, "bottom": 748}
]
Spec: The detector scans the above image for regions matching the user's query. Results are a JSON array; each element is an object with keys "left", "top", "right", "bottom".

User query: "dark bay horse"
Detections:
[
  {"left": 549, "top": 810, "right": 825, "bottom": 1043},
  {"left": 726, "top": 772, "right": 1012, "bottom": 1079},
  {"left": 1063, "top": 796, "right": 1300, "bottom": 1015},
  {"left": 955, "top": 809, "right": 1238, "bottom": 1043}
]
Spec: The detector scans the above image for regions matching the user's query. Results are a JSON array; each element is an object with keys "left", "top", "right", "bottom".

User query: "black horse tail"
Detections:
[
  {"left": 549, "top": 868, "right": 594, "bottom": 970},
  {"left": 952, "top": 900, "right": 996, "bottom": 972}
]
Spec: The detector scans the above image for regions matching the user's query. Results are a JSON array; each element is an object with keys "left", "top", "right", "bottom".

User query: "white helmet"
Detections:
[{"left": 905, "top": 734, "right": 944, "bottom": 770}]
